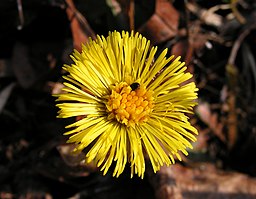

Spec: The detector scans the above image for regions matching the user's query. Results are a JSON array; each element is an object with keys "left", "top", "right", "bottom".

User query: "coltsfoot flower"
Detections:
[{"left": 56, "top": 31, "right": 198, "bottom": 178}]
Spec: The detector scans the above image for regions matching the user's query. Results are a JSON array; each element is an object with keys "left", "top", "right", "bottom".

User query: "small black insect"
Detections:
[{"left": 130, "top": 82, "right": 140, "bottom": 91}]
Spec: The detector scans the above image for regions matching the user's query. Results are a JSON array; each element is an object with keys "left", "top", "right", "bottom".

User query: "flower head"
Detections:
[{"left": 56, "top": 31, "right": 198, "bottom": 178}]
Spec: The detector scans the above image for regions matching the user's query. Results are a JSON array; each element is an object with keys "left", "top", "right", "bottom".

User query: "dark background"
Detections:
[{"left": 1, "top": 0, "right": 256, "bottom": 198}]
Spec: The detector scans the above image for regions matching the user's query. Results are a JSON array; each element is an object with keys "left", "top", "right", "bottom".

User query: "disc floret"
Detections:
[{"left": 106, "top": 82, "right": 154, "bottom": 127}]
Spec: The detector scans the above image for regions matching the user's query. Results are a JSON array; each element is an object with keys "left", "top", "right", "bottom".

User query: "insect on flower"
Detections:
[
  {"left": 55, "top": 31, "right": 198, "bottom": 178},
  {"left": 130, "top": 82, "right": 140, "bottom": 91}
]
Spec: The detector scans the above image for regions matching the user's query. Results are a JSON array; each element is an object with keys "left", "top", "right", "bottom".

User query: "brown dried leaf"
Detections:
[
  {"left": 196, "top": 102, "right": 225, "bottom": 142},
  {"left": 148, "top": 163, "right": 256, "bottom": 199},
  {"left": 57, "top": 144, "right": 84, "bottom": 167},
  {"left": 138, "top": 0, "right": 179, "bottom": 45},
  {"left": 65, "top": 0, "right": 96, "bottom": 52},
  {"left": 192, "top": 127, "right": 210, "bottom": 152},
  {"left": 47, "top": 82, "right": 65, "bottom": 95},
  {"left": 57, "top": 144, "right": 97, "bottom": 173},
  {"left": 0, "top": 192, "right": 13, "bottom": 199}
]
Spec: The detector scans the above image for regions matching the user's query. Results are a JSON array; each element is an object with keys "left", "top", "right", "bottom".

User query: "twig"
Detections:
[
  {"left": 106, "top": 0, "right": 122, "bottom": 16},
  {"left": 226, "top": 23, "right": 256, "bottom": 149},
  {"left": 65, "top": 0, "right": 96, "bottom": 39},
  {"left": 230, "top": 0, "right": 246, "bottom": 24},
  {"left": 16, "top": 0, "right": 24, "bottom": 30},
  {"left": 186, "top": 2, "right": 223, "bottom": 28},
  {"left": 228, "top": 24, "right": 256, "bottom": 65},
  {"left": 128, "top": 0, "right": 135, "bottom": 30}
]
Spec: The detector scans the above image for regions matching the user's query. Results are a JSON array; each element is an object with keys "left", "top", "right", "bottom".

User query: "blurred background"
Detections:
[{"left": 1, "top": 0, "right": 256, "bottom": 198}]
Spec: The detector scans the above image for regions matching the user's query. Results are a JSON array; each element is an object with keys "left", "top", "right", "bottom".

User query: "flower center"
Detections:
[{"left": 106, "top": 82, "right": 154, "bottom": 127}]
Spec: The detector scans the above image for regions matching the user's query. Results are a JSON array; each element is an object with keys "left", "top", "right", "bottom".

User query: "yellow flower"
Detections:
[{"left": 56, "top": 31, "right": 198, "bottom": 178}]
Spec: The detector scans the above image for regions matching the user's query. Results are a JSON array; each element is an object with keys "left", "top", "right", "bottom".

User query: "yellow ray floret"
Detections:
[{"left": 55, "top": 31, "right": 198, "bottom": 178}]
